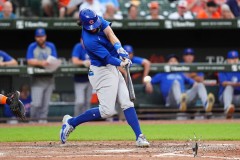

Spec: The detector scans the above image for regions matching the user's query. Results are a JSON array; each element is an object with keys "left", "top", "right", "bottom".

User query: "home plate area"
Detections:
[{"left": 0, "top": 141, "right": 239, "bottom": 160}]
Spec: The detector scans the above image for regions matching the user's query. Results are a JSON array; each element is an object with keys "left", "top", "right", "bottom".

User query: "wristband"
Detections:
[{"left": 113, "top": 42, "right": 122, "bottom": 51}]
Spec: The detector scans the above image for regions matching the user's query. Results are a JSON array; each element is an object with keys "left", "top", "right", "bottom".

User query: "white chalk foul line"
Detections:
[
  {"left": 154, "top": 152, "right": 240, "bottom": 160},
  {"left": 95, "top": 149, "right": 134, "bottom": 153}
]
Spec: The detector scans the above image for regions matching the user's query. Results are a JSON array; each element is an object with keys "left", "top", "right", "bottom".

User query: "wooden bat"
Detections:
[{"left": 125, "top": 64, "right": 136, "bottom": 102}]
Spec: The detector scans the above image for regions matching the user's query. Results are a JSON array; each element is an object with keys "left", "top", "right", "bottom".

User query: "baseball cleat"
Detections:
[
  {"left": 179, "top": 93, "right": 187, "bottom": 112},
  {"left": 205, "top": 93, "right": 215, "bottom": 112},
  {"left": 225, "top": 104, "right": 235, "bottom": 119},
  {"left": 136, "top": 134, "right": 150, "bottom": 147},
  {"left": 60, "top": 115, "right": 74, "bottom": 144}
]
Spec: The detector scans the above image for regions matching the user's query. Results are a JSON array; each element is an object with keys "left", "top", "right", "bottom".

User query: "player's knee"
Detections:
[
  {"left": 99, "top": 106, "right": 116, "bottom": 118},
  {"left": 119, "top": 100, "right": 134, "bottom": 110}
]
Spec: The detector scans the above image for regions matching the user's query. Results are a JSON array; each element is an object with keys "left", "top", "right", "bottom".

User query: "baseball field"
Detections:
[{"left": 0, "top": 119, "right": 239, "bottom": 160}]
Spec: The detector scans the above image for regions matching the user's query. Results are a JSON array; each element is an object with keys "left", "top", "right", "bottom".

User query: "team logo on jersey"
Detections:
[{"left": 89, "top": 20, "right": 94, "bottom": 25}]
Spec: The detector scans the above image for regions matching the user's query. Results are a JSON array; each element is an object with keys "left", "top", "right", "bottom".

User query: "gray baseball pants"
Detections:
[
  {"left": 30, "top": 77, "right": 54, "bottom": 119},
  {"left": 166, "top": 80, "right": 208, "bottom": 107},
  {"left": 88, "top": 65, "right": 134, "bottom": 118},
  {"left": 219, "top": 85, "right": 240, "bottom": 110},
  {"left": 74, "top": 82, "right": 92, "bottom": 116}
]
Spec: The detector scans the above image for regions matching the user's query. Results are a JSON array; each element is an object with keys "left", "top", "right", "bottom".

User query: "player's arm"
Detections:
[
  {"left": 142, "top": 59, "right": 151, "bottom": 83},
  {"left": 1, "top": 59, "right": 18, "bottom": 66},
  {"left": 103, "top": 26, "right": 129, "bottom": 60},
  {"left": 0, "top": 52, "right": 18, "bottom": 66},
  {"left": 218, "top": 73, "right": 240, "bottom": 87},
  {"left": 72, "top": 57, "right": 90, "bottom": 67},
  {"left": 221, "top": 81, "right": 240, "bottom": 87},
  {"left": 71, "top": 44, "right": 90, "bottom": 67},
  {"left": 103, "top": 26, "right": 120, "bottom": 46},
  {"left": 26, "top": 45, "right": 48, "bottom": 67}
]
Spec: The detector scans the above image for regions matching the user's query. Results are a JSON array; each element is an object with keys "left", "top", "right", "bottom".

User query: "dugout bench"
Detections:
[{"left": 133, "top": 84, "right": 240, "bottom": 120}]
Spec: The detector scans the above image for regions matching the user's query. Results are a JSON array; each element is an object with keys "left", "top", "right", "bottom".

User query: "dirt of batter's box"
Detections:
[{"left": 0, "top": 140, "right": 239, "bottom": 160}]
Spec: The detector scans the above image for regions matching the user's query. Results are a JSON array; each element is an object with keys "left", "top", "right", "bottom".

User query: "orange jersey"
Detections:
[
  {"left": 197, "top": 9, "right": 221, "bottom": 19},
  {"left": 187, "top": 0, "right": 206, "bottom": 15},
  {"left": 58, "top": 0, "right": 70, "bottom": 8},
  {"left": 0, "top": 0, "right": 6, "bottom": 11}
]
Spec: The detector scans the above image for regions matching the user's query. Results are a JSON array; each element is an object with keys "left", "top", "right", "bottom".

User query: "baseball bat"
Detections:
[{"left": 125, "top": 64, "right": 136, "bottom": 102}]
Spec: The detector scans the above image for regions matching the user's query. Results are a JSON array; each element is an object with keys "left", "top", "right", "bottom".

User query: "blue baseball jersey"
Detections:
[
  {"left": 151, "top": 73, "right": 195, "bottom": 101},
  {"left": 82, "top": 16, "right": 119, "bottom": 67},
  {"left": 26, "top": 42, "right": 58, "bottom": 60},
  {"left": 132, "top": 56, "right": 144, "bottom": 65},
  {"left": 0, "top": 50, "right": 13, "bottom": 62},
  {"left": 218, "top": 72, "right": 240, "bottom": 97},
  {"left": 72, "top": 43, "right": 89, "bottom": 83},
  {"left": 0, "top": 12, "right": 16, "bottom": 19}
]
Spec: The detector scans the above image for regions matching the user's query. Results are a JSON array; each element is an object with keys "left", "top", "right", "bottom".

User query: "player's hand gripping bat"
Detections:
[{"left": 125, "top": 64, "right": 136, "bottom": 102}]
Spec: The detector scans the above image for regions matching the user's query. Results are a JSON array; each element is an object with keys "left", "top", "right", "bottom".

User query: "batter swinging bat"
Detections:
[{"left": 125, "top": 64, "right": 136, "bottom": 102}]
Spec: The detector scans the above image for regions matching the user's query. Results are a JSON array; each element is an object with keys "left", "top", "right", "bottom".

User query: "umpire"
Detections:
[{"left": 26, "top": 28, "right": 58, "bottom": 123}]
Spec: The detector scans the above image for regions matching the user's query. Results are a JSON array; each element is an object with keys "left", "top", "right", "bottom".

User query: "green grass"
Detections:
[{"left": 0, "top": 123, "right": 239, "bottom": 142}]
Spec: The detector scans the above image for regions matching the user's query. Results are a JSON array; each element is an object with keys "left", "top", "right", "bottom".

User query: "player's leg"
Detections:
[
  {"left": 74, "top": 82, "right": 88, "bottom": 116},
  {"left": 219, "top": 85, "right": 234, "bottom": 119},
  {"left": 193, "top": 83, "right": 215, "bottom": 112},
  {"left": 117, "top": 69, "right": 149, "bottom": 147},
  {"left": 167, "top": 80, "right": 187, "bottom": 111},
  {"left": 60, "top": 66, "right": 119, "bottom": 144},
  {"left": 166, "top": 80, "right": 182, "bottom": 106},
  {"left": 30, "top": 81, "right": 44, "bottom": 120},
  {"left": 84, "top": 82, "right": 93, "bottom": 113},
  {"left": 40, "top": 80, "right": 54, "bottom": 123}
]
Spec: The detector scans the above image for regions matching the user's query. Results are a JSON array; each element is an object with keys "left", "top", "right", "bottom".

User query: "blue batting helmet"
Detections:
[{"left": 79, "top": 8, "right": 101, "bottom": 30}]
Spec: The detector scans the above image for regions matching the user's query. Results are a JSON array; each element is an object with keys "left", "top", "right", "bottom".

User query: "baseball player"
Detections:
[
  {"left": 60, "top": 8, "right": 150, "bottom": 147},
  {"left": 145, "top": 54, "right": 215, "bottom": 112},
  {"left": 71, "top": 37, "right": 92, "bottom": 116},
  {"left": 218, "top": 50, "right": 240, "bottom": 119},
  {"left": 26, "top": 28, "right": 58, "bottom": 123}
]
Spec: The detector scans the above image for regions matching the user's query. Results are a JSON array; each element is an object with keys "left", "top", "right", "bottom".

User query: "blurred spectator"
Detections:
[
  {"left": 71, "top": 37, "right": 92, "bottom": 116},
  {"left": 196, "top": 0, "right": 221, "bottom": 19},
  {"left": 186, "top": 0, "right": 207, "bottom": 16},
  {"left": 99, "top": 0, "right": 119, "bottom": 10},
  {"left": 0, "top": 0, "right": 6, "bottom": 11},
  {"left": 26, "top": 28, "right": 58, "bottom": 123},
  {"left": 226, "top": 0, "right": 240, "bottom": 17},
  {"left": 218, "top": 50, "right": 240, "bottom": 119},
  {"left": 59, "top": 0, "right": 83, "bottom": 18},
  {"left": 0, "top": 50, "right": 18, "bottom": 66},
  {"left": 0, "top": 1, "right": 16, "bottom": 19},
  {"left": 79, "top": 0, "right": 105, "bottom": 17},
  {"left": 58, "top": 0, "right": 70, "bottom": 16},
  {"left": 182, "top": 48, "right": 204, "bottom": 83},
  {"left": 41, "top": 0, "right": 54, "bottom": 17},
  {"left": 145, "top": 1, "right": 164, "bottom": 20},
  {"left": 221, "top": 3, "right": 234, "bottom": 18},
  {"left": 103, "top": 2, "right": 123, "bottom": 20},
  {"left": 168, "top": 0, "right": 194, "bottom": 19},
  {"left": 145, "top": 54, "right": 214, "bottom": 113},
  {"left": 127, "top": 4, "right": 139, "bottom": 20}
]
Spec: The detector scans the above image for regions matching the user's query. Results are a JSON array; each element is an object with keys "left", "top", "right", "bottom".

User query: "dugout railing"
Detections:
[{"left": 0, "top": 63, "right": 239, "bottom": 121}]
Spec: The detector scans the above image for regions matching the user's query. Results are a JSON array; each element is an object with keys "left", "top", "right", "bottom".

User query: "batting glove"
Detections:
[
  {"left": 120, "top": 58, "right": 132, "bottom": 67},
  {"left": 117, "top": 47, "right": 129, "bottom": 60}
]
